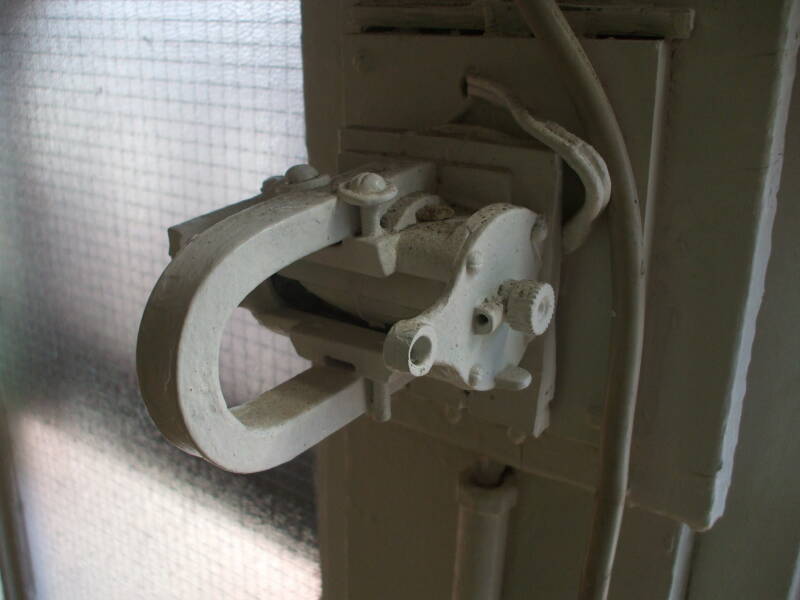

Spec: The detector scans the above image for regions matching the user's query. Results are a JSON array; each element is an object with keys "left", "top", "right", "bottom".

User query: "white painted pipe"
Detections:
[{"left": 451, "top": 471, "right": 518, "bottom": 600}]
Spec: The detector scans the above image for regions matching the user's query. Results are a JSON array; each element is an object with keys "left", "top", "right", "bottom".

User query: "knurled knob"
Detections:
[{"left": 504, "top": 280, "right": 555, "bottom": 336}]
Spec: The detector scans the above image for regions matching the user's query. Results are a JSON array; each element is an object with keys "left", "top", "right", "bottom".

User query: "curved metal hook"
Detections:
[{"left": 137, "top": 191, "right": 365, "bottom": 473}]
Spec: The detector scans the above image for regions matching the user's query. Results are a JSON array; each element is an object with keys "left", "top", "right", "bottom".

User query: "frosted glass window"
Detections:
[{"left": 0, "top": 1, "right": 317, "bottom": 598}]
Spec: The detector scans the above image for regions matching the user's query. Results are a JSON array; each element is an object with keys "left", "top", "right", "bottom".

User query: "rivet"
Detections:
[
  {"left": 468, "top": 365, "right": 485, "bottom": 388},
  {"left": 284, "top": 164, "right": 319, "bottom": 184},
  {"left": 466, "top": 251, "right": 482, "bottom": 275}
]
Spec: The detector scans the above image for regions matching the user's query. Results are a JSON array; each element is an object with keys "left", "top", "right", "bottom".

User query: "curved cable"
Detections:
[
  {"left": 511, "top": 1, "right": 646, "bottom": 599},
  {"left": 465, "top": 74, "right": 611, "bottom": 253}
]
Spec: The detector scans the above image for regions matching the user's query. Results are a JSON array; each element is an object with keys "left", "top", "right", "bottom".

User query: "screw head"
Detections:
[
  {"left": 338, "top": 171, "right": 398, "bottom": 207},
  {"left": 284, "top": 164, "right": 319, "bottom": 184},
  {"left": 350, "top": 172, "right": 387, "bottom": 193},
  {"left": 265, "top": 164, "right": 330, "bottom": 193},
  {"left": 507, "top": 427, "right": 527, "bottom": 445}
]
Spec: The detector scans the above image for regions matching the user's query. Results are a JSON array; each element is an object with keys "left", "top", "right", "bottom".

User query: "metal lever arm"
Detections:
[{"left": 137, "top": 191, "right": 364, "bottom": 473}]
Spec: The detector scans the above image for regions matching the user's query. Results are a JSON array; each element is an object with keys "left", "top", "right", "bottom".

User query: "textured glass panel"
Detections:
[{"left": 0, "top": 1, "right": 317, "bottom": 598}]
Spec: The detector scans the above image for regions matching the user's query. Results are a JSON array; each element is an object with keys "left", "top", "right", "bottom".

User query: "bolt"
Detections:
[
  {"left": 263, "top": 163, "right": 330, "bottom": 192},
  {"left": 285, "top": 164, "right": 319, "bottom": 184},
  {"left": 338, "top": 171, "right": 398, "bottom": 237},
  {"left": 262, "top": 164, "right": 328, "bottom": 194}
]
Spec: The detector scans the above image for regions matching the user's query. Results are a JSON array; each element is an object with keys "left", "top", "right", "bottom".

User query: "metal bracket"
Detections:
[{"left": 137, "top": 127, "right": 561, "bottom": 472}]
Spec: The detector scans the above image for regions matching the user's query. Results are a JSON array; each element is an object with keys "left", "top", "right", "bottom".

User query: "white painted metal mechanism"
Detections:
[{"left": 137, "top": 126, "right": 562, "bottom": 473}]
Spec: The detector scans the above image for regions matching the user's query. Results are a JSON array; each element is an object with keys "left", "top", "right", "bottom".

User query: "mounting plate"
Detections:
[{"left": 336, "top": 125, "right": 562, "bottom": 437}]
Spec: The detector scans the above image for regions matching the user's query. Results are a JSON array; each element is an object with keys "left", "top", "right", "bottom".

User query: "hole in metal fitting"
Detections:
[{"left": 409, "top": 335, "right": 432, "bottom": 367}]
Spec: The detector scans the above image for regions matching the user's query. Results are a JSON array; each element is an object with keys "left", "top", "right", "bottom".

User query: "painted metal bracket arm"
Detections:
[{"left": 136, "top": 190, "right": 366, "bottom": 473}]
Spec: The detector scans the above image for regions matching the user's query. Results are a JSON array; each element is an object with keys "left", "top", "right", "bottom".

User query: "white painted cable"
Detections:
[
  {"left": 511, "top": 1, "right": 646, "bottom": 599},
  {"left": 466, "top": 73, "right": 611, "bottom": 253}
]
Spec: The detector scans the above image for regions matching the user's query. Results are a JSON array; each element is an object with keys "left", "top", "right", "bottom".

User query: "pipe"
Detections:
[
  {"left": 451, "top": 464, "right": 518, "bottom": 600},
  {"left": 512, "top": 1, "right": 646, "bottom": 599},
  {"left": 465, "top": 73, "right": 611, "bottom": 253}
]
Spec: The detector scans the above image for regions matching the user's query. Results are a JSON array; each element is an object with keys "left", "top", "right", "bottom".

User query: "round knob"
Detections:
[
  {"left": 504, "top": 280, "right": 555, "bottom": 336},
  {"left": 337, "top": 172, "right": 399, "bottom": 237},
  {"left": 338, "top": 172, "right": 398, "bottom": 207},
  {"left": 350, "top": 172, "right": 387, "bottom": 194}
]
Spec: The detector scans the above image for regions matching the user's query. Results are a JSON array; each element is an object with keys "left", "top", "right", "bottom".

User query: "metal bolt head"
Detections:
[
  {"left": 285, "top": 164, "right": 319, "bottom": 184},
  {"left": 507, "top": 427, "right": 527, "bottom": 445},
  {"left": 351, "top": 172, "right": 387, "bottom": 193},
  {"left": 504, "top": 280, "right": 555, "bottom": 336},
  {"left": 338, "top": 172, "right": 398, "bottom": 207}
]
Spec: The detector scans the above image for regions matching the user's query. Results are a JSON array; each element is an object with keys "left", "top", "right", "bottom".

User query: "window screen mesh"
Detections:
[{"left": 0, "top": 1, "right": 318, "bottom": 598}]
